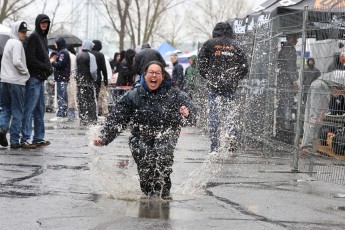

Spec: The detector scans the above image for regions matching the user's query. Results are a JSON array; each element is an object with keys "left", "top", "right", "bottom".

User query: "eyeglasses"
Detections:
[{"left": 146, "top": 70, "right": 162, "bottom": 76}]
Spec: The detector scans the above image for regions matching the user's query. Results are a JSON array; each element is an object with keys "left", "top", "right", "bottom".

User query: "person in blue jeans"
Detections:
[
  {"left": 208, "top": 91, "right": 239, "bottom": 153},
  {"left": 0, "top": 21, "right": 32, "bottom": 149},
  {"left": 50, "top": 37, "right": 70, "bottom": 121},
  {"left": 22, "top": 14, "right": 53, "bottom": 148},
  {"left": 198, "top": 22, "right": 248, "bottom": 155}
]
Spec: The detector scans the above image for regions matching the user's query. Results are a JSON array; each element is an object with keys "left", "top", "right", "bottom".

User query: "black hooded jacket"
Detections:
[
  {"left": 116, "top": 49, "right": 137, "bottom": 86},
  {"left": 91, "top": 40, "right": 108, "bottom": 86},
  {"left": 134, "top": 44, "right": 166, "bottom": 75},
  {"left": 198, "top": 22, "right": 248, "bottom": 92},
  {"left": 25, "top": 14, "right": 53, "bottom": 81},
  {"left": 52, "top": 37, "right": 71, "bottom": 82}
]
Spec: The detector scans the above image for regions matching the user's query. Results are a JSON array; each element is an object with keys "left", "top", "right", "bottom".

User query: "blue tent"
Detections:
[{"left": 156, "top": 41, "right": 175, "bottom": 56}]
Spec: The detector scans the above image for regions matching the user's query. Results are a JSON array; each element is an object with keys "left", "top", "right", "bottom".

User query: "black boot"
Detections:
[{"left": 0, "top": 132, "right": 8, "bottom": 147}]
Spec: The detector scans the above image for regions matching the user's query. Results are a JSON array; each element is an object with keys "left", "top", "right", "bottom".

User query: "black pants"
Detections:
[
  {"left": 129, "top": 130, "right": 179, "bottom": 197},
  {"left": 77, "top": 85, "right": 97, "bottom": 125}
]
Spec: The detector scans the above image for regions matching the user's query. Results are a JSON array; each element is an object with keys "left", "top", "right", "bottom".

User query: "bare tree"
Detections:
[
  {"left": 45, "top": 0, "right": 62, "bottom": 35},
  {"left": 127, "top": 0, "right": 183, "bottom": 48},
  {"left": 156, "top": 8, "right": 185, "bottom": 47},
  {"left": 187, "top": 0, "right": 251, "bottom": 40},
  {"left": 0, "top": 0, "right": 36, "bottom": 24},
  {"left": 100, "top": 0, "right": 131, "bottom": 51}
]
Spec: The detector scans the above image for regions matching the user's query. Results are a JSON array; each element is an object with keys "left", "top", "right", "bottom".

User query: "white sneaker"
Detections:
[
  {"left": 49, "top": 117, "right": 68, "bottom": 122},
  {"left": 209, "top": 151, "right": 219, "bottom": 157}
]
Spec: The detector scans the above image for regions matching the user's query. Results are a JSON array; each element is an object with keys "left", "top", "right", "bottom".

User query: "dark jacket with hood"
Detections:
[
  {"left": 198, "top": 22, "right": 248, "bottom": 92},
  {"left": 184, "top": 55, "right": 198, "bottom": 90},
  {"left": 52, "top": 37, "right": 71, "bottom": 82},
  {"left": 99, "top": 72, "right": 197, "bottom": 146},
  {"left": 134, "top": 43, "right": 166, "bottom": 75},
  {"left": 116, "top": 48, "right": 136, "bottom": 86},
  {"left": 172, "top": 59, "right": 184, "bottom": 90},
  {"left": 91, "top": 40, "right": 108, "bottom": 86},
  {"left": 302, "top": 57, "right": 321, "bottom": 103},
  {"left": 25, "top": 14, "right": 53, "bottom": 81},
  {"left": 303, "top": 58, "right": 320, "bottom": 86},
  {"left": 76, "top": 40, "right": 97, "bottom": 87}
]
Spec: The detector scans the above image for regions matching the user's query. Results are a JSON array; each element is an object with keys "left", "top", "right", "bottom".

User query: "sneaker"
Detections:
[
  {"left": 227, "top": 135, "right": 238, "bottom": 151},
  {"left": 161, "top": 195, "right": 173, "bottom": 201},
  {"left": 49, "top": 117, "right": 68, "bottom": 122},
  {"left": 209, "top": 151, "right": 219, "bottom": 157},
  {"left": 20, "top": 142, "right": 36, "bottom": 149},
  {"left": 0, "top": 132, "right": 8, "bottom": 147},
  {"left": 10, "top": 143, "right": 22, "bottom": 149},
  {"left": 34, "top": 140, "right": 51, "bottom": 147}
]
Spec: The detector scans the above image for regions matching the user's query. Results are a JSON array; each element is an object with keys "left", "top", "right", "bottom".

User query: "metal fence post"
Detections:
[{"left": 292, "top": 6, "right": 309, "bottom": 171}]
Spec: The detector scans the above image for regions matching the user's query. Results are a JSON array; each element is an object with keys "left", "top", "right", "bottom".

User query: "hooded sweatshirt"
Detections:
[
  {"left": 91, "top": 40, "right": 108, "bottom": 86},
  {"left": 76, "top": 40, "right": 97, "bottom": 86},
  {"left": 25, "top": 14, "right": 53, "bottom": 81},
  {"left": 184, "top": 55, "right": 198, "bottom": 90},
  {"left": 0, "top": 21, "right": 30, "bottom": 85},
  {"left": 52, "top": 37, "right": 71, "bottom": 82},
  {"left": 198, "top": 22, "right": 248, "bottom": 92}
]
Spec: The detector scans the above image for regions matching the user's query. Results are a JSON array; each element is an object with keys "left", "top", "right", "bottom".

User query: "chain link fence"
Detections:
[{"left": 230, "top": 6, "right": 345, "bottom": 185}]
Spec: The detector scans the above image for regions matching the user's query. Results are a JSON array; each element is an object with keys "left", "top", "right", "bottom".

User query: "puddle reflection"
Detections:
[{"left": 138, "top": 199, "right": 170, "bottom": 219}]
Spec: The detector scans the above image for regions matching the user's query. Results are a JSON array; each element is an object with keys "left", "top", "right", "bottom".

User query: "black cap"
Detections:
[
  {"left": 18, "top": 22, "right": 30, "bottom": 32},
  {"left": 41, "top": 18, "right": 50, "bottom": 23}
]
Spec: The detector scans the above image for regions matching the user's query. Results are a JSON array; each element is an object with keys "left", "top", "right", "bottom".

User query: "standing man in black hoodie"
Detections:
[
  {"left": 91, "top": 40, "right": 107, "bottom": 104},
  {"left": 50, "top": 37, "right": 71, "bottom": 121},
  {"left": 22, "top": 14, "right": 53, "bottom": 148}
]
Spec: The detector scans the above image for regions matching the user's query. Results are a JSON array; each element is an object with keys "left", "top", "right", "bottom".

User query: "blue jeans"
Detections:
[
  {"left": 208, "top": 90, "right": 238, "bottom": 152},
  {"left": 0, "top": 83, "right": 25, "bottom": 144},
  {"left": 56, "top": 81, "right": 68, "bottom": 117},
  {"left": 22, "top": 77, "right": 46, "bottom": 143}
]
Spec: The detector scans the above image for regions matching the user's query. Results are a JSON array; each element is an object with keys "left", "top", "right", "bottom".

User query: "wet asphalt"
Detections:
[{"left": 0, "top": 112, "right": 345, "bottom": 230}]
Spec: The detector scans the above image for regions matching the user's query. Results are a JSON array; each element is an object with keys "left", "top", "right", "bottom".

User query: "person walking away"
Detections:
[
  {"left": 170, "top": 54, "right": 184, "bottom": 90},
  {"left": 198, "top": 22, "right": 248, "bottom": 155},
  {"left": 133, "top": 43, "right": 166, "bottom": 76},
  {"left": 93, "top": 61, "right": 197, "bottom": 200},
  {"left": 76, "top": 40, "right": 98, "bottom": 126},
  {"left": 276, "top": 34, "right": 299, "bottom": 144},
  {"left": 67, "top": 45, "right": 77, "bottom": 120},
  {"left": 184, "top": 55, "right": 198, "bottom": 98},
  {"left": 0, "top": 21, "right": 32, "bottom": 148},
  {"left": 50, "top": 37, "right": 71, "bottom": 122},
  {"left": 22, "top": 14, "right": 53, "bottom": 148}
]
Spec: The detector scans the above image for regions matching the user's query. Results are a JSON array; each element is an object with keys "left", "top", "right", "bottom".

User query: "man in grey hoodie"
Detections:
[{"left": 0, "top": 21, "right": 31, "bottom": 148}]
